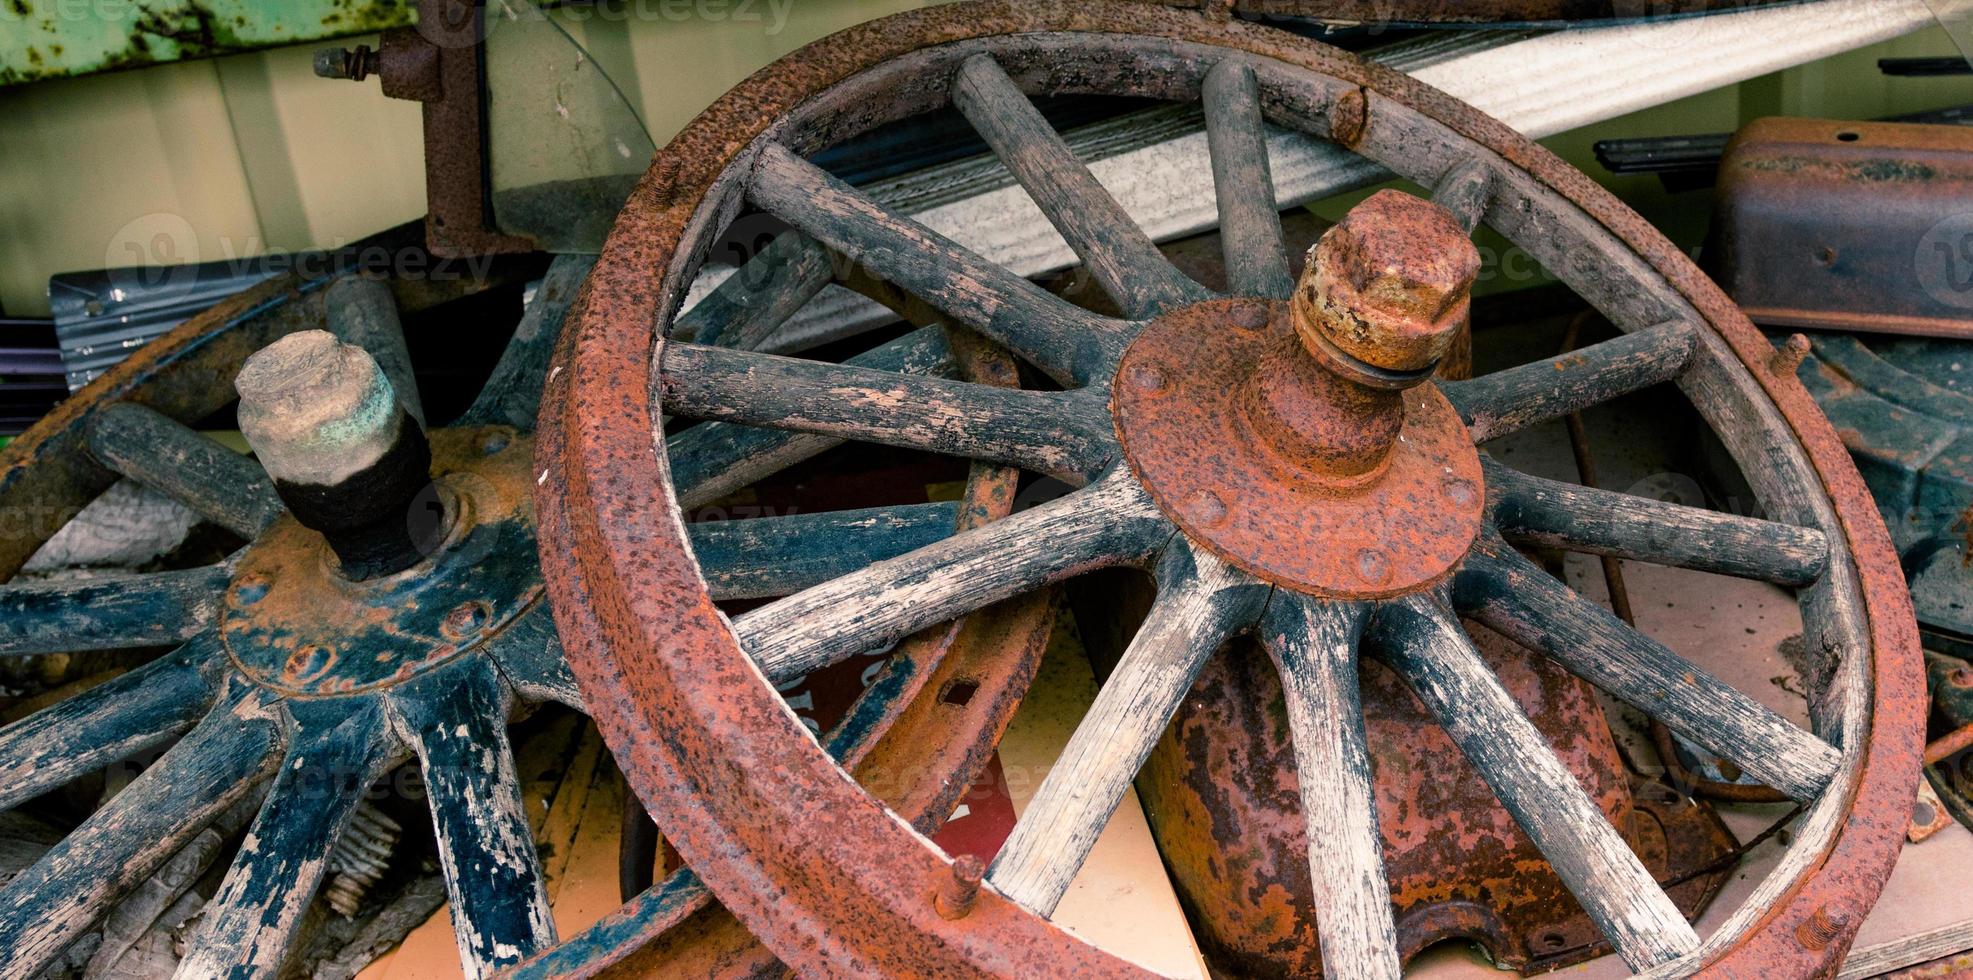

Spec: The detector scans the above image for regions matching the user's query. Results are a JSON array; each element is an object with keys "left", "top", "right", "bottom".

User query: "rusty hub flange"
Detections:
[
  {"left": 1115, "top": 297, "right": 1482, "bottom": 598},
  {"left": 221, "top": 427, "right": 541, "bottom": 698},
  {"left": 535, "top": 3, "right": 1922, "bottom": 976}
]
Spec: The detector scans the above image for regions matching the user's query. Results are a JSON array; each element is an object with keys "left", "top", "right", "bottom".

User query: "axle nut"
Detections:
[
  {"left": 1294, "top": 189, "right": 1479, "bottom": 373},
  {"left": 236, "top": 330, "right": 407, "bottom": 488}
]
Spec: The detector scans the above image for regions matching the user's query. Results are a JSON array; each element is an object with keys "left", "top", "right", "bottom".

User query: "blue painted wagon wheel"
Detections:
[{"left": 0, "top": 230, "right": 1030, "bottom": 977}]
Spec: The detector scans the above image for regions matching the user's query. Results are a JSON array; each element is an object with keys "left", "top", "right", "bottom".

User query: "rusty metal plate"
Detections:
[
  {"left": 1711, "top": 116, "right": 1973, "bottom": 340},
  {"left": 1139, "top": 621, "right": 1735, "bottom": 976}
]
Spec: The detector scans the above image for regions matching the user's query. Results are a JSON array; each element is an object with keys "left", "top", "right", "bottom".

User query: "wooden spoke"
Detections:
[
  {"left": 662, "top": 342, "right": 1114, "bottom": 482},
  {"left": 1441, "top": 321, "right": 1698, "bottom": 442},
  {"left": 0, "top": 685, "right": 281, "bottom": 978},
  {"left": 1374, "top": 596, "right": 1699, "bottom": 969},
  {"left": 1203, "top": 59, "right": 1294, "bottom": 300},
  {"left": 990, "top": 544, "right": 1265, "bottom": 915},
  {"left": 738, "top": 469, "right": 1170, "bottom": 683},
  {"left": 485, "top": 603, "right": 581, "bottom": 711},
  {"left": 675, "top": 232, "right": 835, "bottom": 351},
  {"left": 0, "top": 637, "right": 220, "bottom": 811},
  {"left": 0, "top": 563, "right": 230, "bottom": 656},
  {"left": 460, "top": 254, "right": 596, "bottom": 430},
  {"left": 87, "top": 402, "right": 281, "bottom": 538},
  {"left": 1261, "top": 596, "right": 1398, "bottom": 979},
  {"left": 387, "top": 659, "right": 554, "bottom": 978},
  {"left": 692, "top": 502, "right": 962, "bottom": 601},
  {"left": 327, "top": 275, "right": 424, "bottom": 426},
  {"left": 748, "top": 142, "right": 1125, "bottom": 385},
  {"left": 1455, "top": 535, "right": 1841, "bottom": 802},
  {"left": 176, "top": 702, "right": 399, "bottom": 977},
  {"left": 1430, "top": 157, "right": 1494, "bottom": 235},
  {"left": 667, "top": 324, "right": 954, "bottom": 510},
  {"left": 1485, "top": 460, "right": 1829, "bottom": 587},
  {"left": 953, "top": 54, "right": 1207, "bottom": 319}
]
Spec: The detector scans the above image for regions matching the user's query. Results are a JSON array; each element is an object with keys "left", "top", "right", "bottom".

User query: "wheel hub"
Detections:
[
  {"left": 219, "top": 329, "right": 544, "bottom": 697},
  {"left": 220, "top": 426, "right": 542, "bottom": 697},
  {"left": 1113, "top": 190, "right": 1484, "bottom": 598}
]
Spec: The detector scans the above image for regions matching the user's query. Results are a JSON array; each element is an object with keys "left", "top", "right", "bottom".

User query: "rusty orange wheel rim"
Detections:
[{"left": 538, "top": 3, "right": 1922, "bottom": 976}]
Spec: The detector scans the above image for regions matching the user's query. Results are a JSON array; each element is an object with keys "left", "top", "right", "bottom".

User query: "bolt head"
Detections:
[{"left": 1295, "top": 189, "right": 1480, "bottom": 373}]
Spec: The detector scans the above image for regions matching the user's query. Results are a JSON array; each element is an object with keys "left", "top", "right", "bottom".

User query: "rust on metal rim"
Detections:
[
  {"left": 1140, "top": 0, "right": 1803, "bottom": 25},
  {"left": 535, "top": 3, "right": 1917, "bottom": 976},
  {"left": 1114, "top": 297, "right": 1482, "bottom": 598}
]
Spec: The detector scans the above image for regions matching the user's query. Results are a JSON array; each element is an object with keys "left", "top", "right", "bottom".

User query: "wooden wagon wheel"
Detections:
[
  {"left": 0, "top": 229, "right": 1042, "bottom": 977},
  {"left": 537, "top": 3, "right": 1923, "bottom": 976}
]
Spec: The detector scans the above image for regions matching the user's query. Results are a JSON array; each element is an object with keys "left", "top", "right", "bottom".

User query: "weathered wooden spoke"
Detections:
[
  {"left": 662, "top": 342, "right": 1113, "bottom": 482},
  {"left": 485, "top": 603, "right": 580, "bottom": 712},
  {"left": 461, "top": 254, "right": 596, "bottom": 430},
  {"left": 748, "top": 142, "right": 1126, "bottom": 385},
  {"left": 86, "top": 402, "right": 281, "bottom": 538},
  {"left": 0, "top": 563, "right": 230, "bottom": 656},
  {"left": 1202, "top": 59, "right": 1293, "bottom": 300},
  {"left": 953, "top": 54, "right": 1207, "bottom": 319},
  {"left": 1260, "top": 595, "right": 1398, "bottom": 979},
  {"left": 1455, "top": 534, "right": 1840, "bottom": 802},
  {"left": 0, "top": 637, "right": 220, "bottom": 811},
  {"left": 1374, "top": 596, "right": 1699, "bottom": 969},
  {"left": 176, "top": 702, "right": 399, "bottom": 977},
  {"left": 989, "top": 544, "right": 1266, "bottom": 914},
  {"left": 1485, "top": 460, "right": 1829, "bottom": 587},
  {"left": 0, "top": 686, "right": 281, "bottom": 979},
  {"left": 1430, "top": 157, "right": 1494, "bottom": 235},
  {"left": 692, "top": 502, "right": 963, "bottom": 601},
  {"left": 738, "top": 469, "right": 1170, "bottom": 683},
  {"left": 326, "top": 275, "right": 424, "bottom": 426},
  {"left": 675, "top": 232, "right": 836, "bottom": 351},
  {"left": 1440, "top": 321, "right": 1699, "bottom": 442},
  {"left": 387, "top": 659, "right": 555, "bottom": 978},
  {"left": 667, "top": 323, "right": 955, "bottom": 509}
]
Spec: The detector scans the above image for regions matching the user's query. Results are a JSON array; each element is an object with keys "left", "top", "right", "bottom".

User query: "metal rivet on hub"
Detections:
[
  {"left": 1229, "top": 305, "right": 1269, "bottom": 331},
  {"left": 1185, "top": 490, "right": 1228, "bottom": 526},
  {"left": 1444, "top": 476, "right": 1477, "bottom": 507},
  {"left": 1356, "top": 548, "right": 1390, "bottom": 584},
  {"left": 479, "top": 430, "right": 511, "bottom": 455},
  {"left": 1128, "top": 363, "right": 1168, "bottom": 392},
  {"left": 234, "top": 579, "right": 269, "bottom": 606},
  {"left": 442, "top": 600, "right": 494, "bottom": 640}
]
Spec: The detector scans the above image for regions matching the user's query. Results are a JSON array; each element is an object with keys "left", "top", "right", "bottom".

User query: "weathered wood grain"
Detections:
[
  {"left": 691, "top": 502, "right": 962, "bottom": 601},
  {"left": 0, "top": 683, "right": 281, "bottom": 980},
  {"left": 0, "top": 563, "right": 231, "bottom": 655},
  {"left": 953, "top": 54, "right": 1207, "bottom": 319},
  {"left": 1485, "top": 460, "right": 1828, "bottom": 587},
  {"left": 738, "top": 468, "right": 1171, "bottom": 683},
  {"left": 666, "top": 324, "right": 955, "bottom": 509},
  {"left": 662, "top": 342, "right": 1114, "bottom": 483},
  {"left": 0, "top": 636, "right": 221, "bottom": 811},
  {"left": 460, "top": 254, "right": 596, "bottom": 430},
  {"left": 1202, "top": 58, "right": 1294, "bottom": 300},
  {"left": 1375, "top": 596, "right": 1699, "bottom": 969},
  {"left": 1440, "top": 321, "right": 1698, "bottom": 442},
  {"left": 1455, "top": 534, "right": 1840, "bottom": 802},
  {"left": 326, "top": 275, "right": 424, "bottom": 427},
  {"left": 1262, "top": 595, "right": 1398, "bottom": 979},
  {"left": 484, "top": 602, "right": 580, "bottom": 712},
  {"left": 387, "top": 659, "right": 555, "bottom": 978},
  {"left": 749, "top": 142, "right": 1126, "bottom": 386},
  {"left": 989, "top": 544, "right": 1265, "bottom": 914},
  {"left": 673, "top": 232, "right": 835, "bottom": 351},
  {"left": 1430, "top": 157, "right": 1493, "bottom": 235},
  {"left": 176, "top": 701, "right": 401, "bottom": 978},
  {"left": 87, "top": 402, "right": 282, "bottom": 538}
]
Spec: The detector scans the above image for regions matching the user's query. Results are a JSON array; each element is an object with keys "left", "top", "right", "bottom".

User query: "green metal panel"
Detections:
[{"left": 0, "top": 0, "right": 415, "bottom": 86}]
